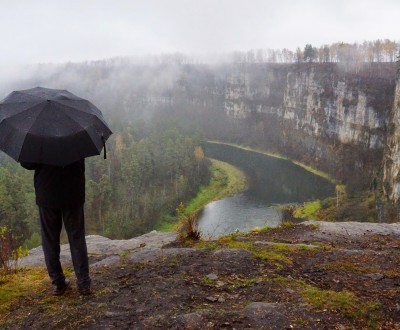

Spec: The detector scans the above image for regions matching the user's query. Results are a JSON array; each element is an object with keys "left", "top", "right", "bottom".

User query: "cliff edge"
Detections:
[{"left": 2, "top": 221, "right": 400, "bottom": 329}]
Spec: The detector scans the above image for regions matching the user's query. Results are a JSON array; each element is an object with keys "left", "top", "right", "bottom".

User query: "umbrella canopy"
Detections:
[{"left": 0, "top": 87, "right": 112, "bottom": 166}]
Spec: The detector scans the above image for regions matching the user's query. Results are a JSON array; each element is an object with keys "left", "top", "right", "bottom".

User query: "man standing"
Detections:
[{"left": 21, "top": 159, "right": 91, "bottom": 296}]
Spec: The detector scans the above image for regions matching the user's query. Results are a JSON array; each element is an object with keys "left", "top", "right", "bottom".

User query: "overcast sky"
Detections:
[{"left": 1, "top": 0, "right": 399, "bottom": 66}]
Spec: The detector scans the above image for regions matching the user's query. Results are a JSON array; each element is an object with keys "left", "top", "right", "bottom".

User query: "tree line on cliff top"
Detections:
[
  {"left": 95, "top": 39, "right": 397, "bottom": 65},
  {"left": 231, "top": 39, "right": 399, "bottom": 64}
]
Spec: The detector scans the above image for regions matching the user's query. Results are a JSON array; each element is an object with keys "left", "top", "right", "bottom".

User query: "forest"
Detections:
[{"left": 0, "top": 123, "right": 210, "bottom": 247}]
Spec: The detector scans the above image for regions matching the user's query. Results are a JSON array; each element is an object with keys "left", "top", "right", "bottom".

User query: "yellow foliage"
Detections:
[
  {"left": 194, "top": 146, "right": 204, "bottom": 162},
  {"left": 0, "top": 226, "right": 28, "bottom": 278}
]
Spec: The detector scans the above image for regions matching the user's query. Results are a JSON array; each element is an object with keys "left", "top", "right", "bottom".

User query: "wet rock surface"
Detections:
[
  {"left": 5, "top": 221, "right": 400, "bottom": 329},
  {"left": 19, "top": 231, "right": 177, "bottom": 267}
]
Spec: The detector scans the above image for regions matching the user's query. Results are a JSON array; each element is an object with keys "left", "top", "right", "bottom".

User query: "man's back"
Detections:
[{"left": 22, "top": 159, "right": 85, "bottom": 208}]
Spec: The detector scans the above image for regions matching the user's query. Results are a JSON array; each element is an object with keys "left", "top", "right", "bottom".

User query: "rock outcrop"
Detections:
[
  {"left": 19, "top": 231, "right": 177, "bottom": 268},
  {"left": 19, "top": 221, "right": 400, "bottom": 269}
]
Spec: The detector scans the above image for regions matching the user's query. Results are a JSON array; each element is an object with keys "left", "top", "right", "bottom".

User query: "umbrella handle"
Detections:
[{"left": 101, "top": 136, "right": 107, "bottom": 160}]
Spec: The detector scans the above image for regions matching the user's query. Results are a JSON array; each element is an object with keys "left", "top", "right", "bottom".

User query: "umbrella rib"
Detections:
[
  {"left": 54, "top": 102, "right": 106, "bottom": 130},
  {"left": 65, "top": 128, "right": 103, "bottom": 165},
  {"left": 53, "top": 99, "right": 100, "bottom": 115},
  {"left": 12, "top": 104, "right": 49, "bottom": 161},
  {"left": 0, "top": 100, "right": 44, "bottom": 121},
  {"left": 81, "top": 129, "right": 102, "bottom": 155}
]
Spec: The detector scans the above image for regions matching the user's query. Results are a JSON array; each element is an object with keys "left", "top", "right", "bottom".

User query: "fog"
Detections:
[
  {"left": 1, "top": 0, "right": 399, "bottom": 67},
  {"left": 1, "top": 0, "right": 400, "bottom": 129}
]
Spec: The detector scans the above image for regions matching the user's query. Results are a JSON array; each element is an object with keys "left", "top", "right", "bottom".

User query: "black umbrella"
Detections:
[{"left": 0, "top": 87, "right": 112, "bottom": 166}]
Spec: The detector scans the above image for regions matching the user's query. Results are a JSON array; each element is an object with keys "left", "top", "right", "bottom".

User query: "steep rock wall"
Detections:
[
  {"left": 223, "top": 64, "right": 394, "bottom": 148},
  {"left": 384, "top": 70, "right": 400, "bottom": 201},
  {"left": 282, "top": 70, "right": 383, "bottom": 147},
  {"left": 220, "top": 63, "right": 396, "bottom": 191}
]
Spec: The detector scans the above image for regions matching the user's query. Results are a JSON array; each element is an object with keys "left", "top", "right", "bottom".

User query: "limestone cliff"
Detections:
[
  {"left": 223, "top": 64, "right": 394, "bottom": 147},
  {"left": 384, "top": 67, "right": 400, "bottom": 201},
  {"left": 219, "top": 63, "right": 396, "bottom": 193}
]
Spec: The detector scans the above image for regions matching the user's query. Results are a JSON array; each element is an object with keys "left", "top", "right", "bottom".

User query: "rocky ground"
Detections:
[{"left": 2, "top": 221, "right": 400, "bottom": 329}]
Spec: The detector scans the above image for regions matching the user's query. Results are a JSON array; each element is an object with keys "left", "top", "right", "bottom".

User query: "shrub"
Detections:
[
  {"left": 279, "top": 204, "right": 297, "bottom": 223},
  {"left": 294, "top": 200, "right": 321, "bottom": 219},
  {"left": 0, "top": 226, "right": 28, "bottom": 278},
  {"left": 24, "top": 232, "right": 41, "bottom": 250},
  {"left": 176, "top": 202, "right": 201, "bottom": 241}
]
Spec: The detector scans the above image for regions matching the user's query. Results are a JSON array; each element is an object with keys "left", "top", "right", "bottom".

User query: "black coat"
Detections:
[{"left": 21, "top": 159, "right": 85, "bottom": 208}]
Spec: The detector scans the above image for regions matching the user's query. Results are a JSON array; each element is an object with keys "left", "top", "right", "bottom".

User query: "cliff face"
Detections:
[
  {"left": 282, "top": 69, "right": 384, "bottom": 147},
  {"left": 220, "top": 63, "right": 396, "bottom": 192},
  {"left": 384, "top": 71, "right": 400, "bottom": 201},
  {"left": 224, "top": 64, "right": 394, "bottom": 147}
]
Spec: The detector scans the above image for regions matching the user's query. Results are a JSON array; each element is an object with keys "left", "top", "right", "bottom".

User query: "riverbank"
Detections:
[
  {"left": 185, "top": 159, "right": 247, "bottom": 214},
  {"left": 207, "top": 140, "right": 336, "bottom": 183},
  {"left": 157, "top": 158, "right": 247, "bottom": 232}
]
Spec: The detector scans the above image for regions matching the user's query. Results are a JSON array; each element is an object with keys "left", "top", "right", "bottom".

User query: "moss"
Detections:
[
  {"left": 301, "top": 286, "right": 381, "bottom": 324},
  {"left": 194, "top": 240, "right": 220, "bottom": 250},
  {"left": 251, "top": 226, "right": 274, "bottom": 233},
  {"left": 0, "top": 267, "right": 48, "bottom": 316},
  {"left": 294, "top": 318, "right": 308, "bottom": 327},
  {"left": 227, "top": 277, "right": 259, "bottom": 290},
  {"left": 321, "top": 260, "right": 374, "bottom": 274},
  {"left": 251, "top": 249, "right": 292, "bottom": 270},
  {"left": 201, "top": 276, "right": 217, "bottom": 286},
  {"left": 267, "top": 242, "right": 318, "bottom": 252},
  {"left": 224, "top": 240, "right": 254, "bottom": 250},
  {"left": 307, "top": 223, "right": 321, "bottom": 230},
  {"left": 218, "top": 230, "right": 247, "bottom": 241},
  {"left": 263, "top": 275, "right": 301, "bottom": 288},
  {"left": 279, "top": 221, "right": 297, "bottom": 229}
]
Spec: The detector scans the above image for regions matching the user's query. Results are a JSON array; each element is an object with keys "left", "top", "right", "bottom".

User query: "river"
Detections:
[{"left": 198, "top": 142, "right": 335, "bottom": 238}]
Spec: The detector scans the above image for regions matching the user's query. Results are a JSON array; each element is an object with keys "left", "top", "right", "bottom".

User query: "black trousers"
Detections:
[{"left": 39, "top": 205, "right": 91, "bottom": 289}]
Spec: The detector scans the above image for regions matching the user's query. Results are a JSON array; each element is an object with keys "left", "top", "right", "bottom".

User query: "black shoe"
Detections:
[
  {"left": 78, "top": 286, "right": 93, "bottom": 296},
  {"left": 52, "top": 278, "right": 71, "bottom": 296}
]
